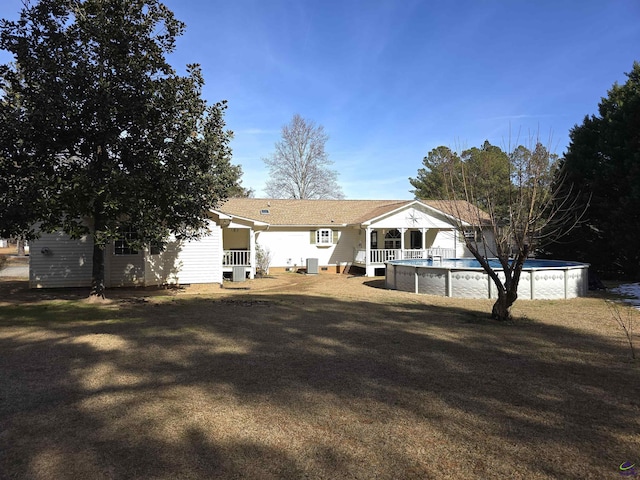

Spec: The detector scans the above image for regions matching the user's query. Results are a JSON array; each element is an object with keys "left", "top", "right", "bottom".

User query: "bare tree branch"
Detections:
[
  {"left": 263, "top": 114, "right": 344, "bottom": 199},
  {"left": 424, "top": 136, "right": 587, "bottom": 321}
]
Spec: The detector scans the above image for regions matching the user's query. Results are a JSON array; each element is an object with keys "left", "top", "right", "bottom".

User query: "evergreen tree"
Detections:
[
  {"left": 546, "top": 62, "right": 640, "bottom": 279},
  {"left": 409, "top": 146, "right": 461, "bottom": 199},
  {"left": 460, "top": 141, "right": 511, "bottom": 218}
]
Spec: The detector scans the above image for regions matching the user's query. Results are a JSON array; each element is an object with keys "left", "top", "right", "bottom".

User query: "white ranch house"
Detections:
[{"left": 29, "top": 199, "right": 493, "bottom": 288}]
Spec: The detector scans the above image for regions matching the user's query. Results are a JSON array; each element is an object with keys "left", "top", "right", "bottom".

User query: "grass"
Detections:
[{"left": 0, "top": 274, "right": 639, "bottom": 479}]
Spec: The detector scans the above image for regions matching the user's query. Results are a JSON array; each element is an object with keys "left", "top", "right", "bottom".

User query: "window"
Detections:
[
  {"left": 462, "top": 229, "right": 480, "bottom": 242},
  {"left": 149, "top": 241, "right": 164, "bottom": 255},
  {"left": 370, "top": 230, "right": 378, "bottom": 249},
  {"left": 114, "top": 226, "right": 139, "bottom": 255},
  {"left": 384, "top": 229, "right": 401, "bottom": 249},
  {"left": 316, "top": 229, "right": 332, "bottom": 245},
  {"left": 410, "top": 231, "right": 422, "bottom": 249}
]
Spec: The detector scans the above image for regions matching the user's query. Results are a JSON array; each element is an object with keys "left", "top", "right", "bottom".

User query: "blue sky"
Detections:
[{"left": 1, "top": 1, "right": 639, "bottom": 199}]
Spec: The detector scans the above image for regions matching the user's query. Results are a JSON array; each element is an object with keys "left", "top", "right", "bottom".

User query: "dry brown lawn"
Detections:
[{"left": 0, "top": 274, "right": 638, "bottom": 479}]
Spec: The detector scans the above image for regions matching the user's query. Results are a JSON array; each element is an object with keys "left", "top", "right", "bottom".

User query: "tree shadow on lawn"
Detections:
[
  {"left": 363, "top": 278, "right": 386, "bottom": 289},
  {"left": 0, "top": 290, "right": 638, "bottom": 479}
]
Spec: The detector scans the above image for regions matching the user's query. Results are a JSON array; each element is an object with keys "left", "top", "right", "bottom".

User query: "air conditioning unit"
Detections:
[
  {"left": 232, "top": 266, "right": 245, "bottom": 282},
  {"left": 306, "top": 258, "right": 319, "bottom": 275}
]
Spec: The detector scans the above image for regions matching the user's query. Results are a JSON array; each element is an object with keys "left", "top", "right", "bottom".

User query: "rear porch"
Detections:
[
  {"left": 222, "top": 249, "right": 252, "bottom": 279},
  {"left": 352, "top": 227, "right": 459, "bottom": 276},
  {"left": 221, "top": 226, "right": 255, "bottom": 280},
  {"left": 353, "top": 247, "right": 456, "bottom": 275},
  {"left": 220, "top": 226, "right": 460, "bottom": 279}
]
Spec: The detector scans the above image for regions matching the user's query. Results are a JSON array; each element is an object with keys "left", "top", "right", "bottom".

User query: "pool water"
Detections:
[{"left": 394, "top": 258, "right": 585, "bottom": 270}]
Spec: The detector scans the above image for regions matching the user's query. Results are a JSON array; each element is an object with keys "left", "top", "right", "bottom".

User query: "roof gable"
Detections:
[{"left": 365, "top": 203, "right": 461, "bottom": 229}]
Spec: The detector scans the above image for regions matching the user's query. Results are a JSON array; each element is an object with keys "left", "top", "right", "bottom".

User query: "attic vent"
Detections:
[{"left": 260, "top": 209, "right": 270, "bottom": 215}]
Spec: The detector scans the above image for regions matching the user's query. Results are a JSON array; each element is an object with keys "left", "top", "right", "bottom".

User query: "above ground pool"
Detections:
[{"left": 385, "top": 258, "right": 589, "bottom": 299}]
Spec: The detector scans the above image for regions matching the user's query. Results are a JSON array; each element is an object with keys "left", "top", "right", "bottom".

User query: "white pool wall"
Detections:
[{"left": 385, "top": 262, "right": 589, "bottom": 299}]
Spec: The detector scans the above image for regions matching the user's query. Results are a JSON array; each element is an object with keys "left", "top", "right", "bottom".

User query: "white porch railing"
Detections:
[
  {"left": 223, "top": 250, "right": 251, "bottom": 266},
  {"left": 355, "top": 248, "right": 456, "bottom": 264}
]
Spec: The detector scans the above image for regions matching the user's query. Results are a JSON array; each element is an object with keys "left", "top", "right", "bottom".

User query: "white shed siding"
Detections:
[{"left": 29, "top": 232, "right": 93, "bottom": 288}]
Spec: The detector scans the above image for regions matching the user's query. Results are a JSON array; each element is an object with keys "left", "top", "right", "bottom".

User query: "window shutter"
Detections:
[
  {"left": 310, "top": 231, "right": 316, "bottom": 244},
  {"left": 333, "top": 230, "right": 339, "bottom": 244}
]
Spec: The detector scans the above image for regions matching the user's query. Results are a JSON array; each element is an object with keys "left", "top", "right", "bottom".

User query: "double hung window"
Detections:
[
  {"left": 316, "top": 229, "right": 332, "bottom": 245},
  {"left": 114, "top": 226, "right": 139, "bottom": 255}
]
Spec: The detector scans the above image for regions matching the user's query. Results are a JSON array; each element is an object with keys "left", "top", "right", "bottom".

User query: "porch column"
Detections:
[
  {"left": 365, "top": 227, "right": 372, "bottom": 276},
  {"left": 422, "top": 228, "right": 427, "bottom": 256},
  {"left": 400, "top": 228, "right": 406, "bottom": 258},
  {"left": 453, "top": 229, "right": 458, "bottom": 258},
  {"left": 249, "top": 228, "right": 256, "bottom": 279}
]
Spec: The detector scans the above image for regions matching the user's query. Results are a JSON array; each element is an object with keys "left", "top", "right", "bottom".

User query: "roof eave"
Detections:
[
  {"left": 211, "top": 210, "right": 270, "bottom": 227},
  {"left": 356, "top": 200, "right": 416, "bottom": 224},
  {"left": 268, "top": 224, "right": 348, "bottom": 228}
]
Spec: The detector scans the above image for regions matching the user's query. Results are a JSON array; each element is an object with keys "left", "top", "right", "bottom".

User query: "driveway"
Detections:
[
  {"left": 0, "top": 265, "right": 28, "bottom": 278},
  {"left": 0, "top": 255, "right": 29, "bottom": 279}
]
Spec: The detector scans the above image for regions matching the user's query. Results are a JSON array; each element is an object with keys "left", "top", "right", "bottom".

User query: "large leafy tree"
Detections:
[
  {"left": 0, "top": 67, "right": 44, "bottom": 241},
  {"left": 0, "top": 0, "right": 242, "bottom": 296},
  {"left": 545, "top": 62, "right": 640, "bottom": 279},
  {"left": 264, "top": 114, "right": 344, "bottom": 199}
]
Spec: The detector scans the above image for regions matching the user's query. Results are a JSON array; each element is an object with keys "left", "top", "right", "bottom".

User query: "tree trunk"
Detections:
[
  {"left": 490, "top": 250, "right": 528, "bottom": 322},
  {"left": 16, "top": 238, "right": 26, "bottom": 256},
  {"left": 491, "top": 289, "right": 518, "bottom": 321},
  {"left": 491, "top": 296, "right": 511, "bottom": 321},
  {"left": 90, "top": 200, "right": 106, "bottom": 298},
  {"left": 90, "top": 242, "right": 106, "bottom": 298}
]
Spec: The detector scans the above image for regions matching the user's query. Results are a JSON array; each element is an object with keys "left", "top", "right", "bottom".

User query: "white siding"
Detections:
[
  {"left": 107, "top": 245, "right": 145, "bottom": 287},
  {"left": 158, "top": 224, "right": 223, "bottom": 284},
  {"left": 29, "top": 232, "right": 93, "bottom": 288},
  {"left": 453, "top": 228, "right": 498, "bottom": 258},
  {"left": 256, "top": 229, "right": 309, "bottom": 268},
  {"left": 330, "top": 228, "right": 359, "bottom": 266},
  {"left": 30, "top": 222, "right": 223, "bottom": 288},
  {"left": 432, "top": 229, "right": 459, "bottom": 255},
  {"left": 144, "top": 241, "right": 180, "bottom": 286},
  {"left": 256, "top": 227, "right": 354, "bottom": 269},
  {"left": 480, "top": 229, "right": 497, "bottom": 256}
]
